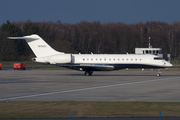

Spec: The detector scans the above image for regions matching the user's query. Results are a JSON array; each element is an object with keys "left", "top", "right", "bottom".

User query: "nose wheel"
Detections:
[
  {"left": 156, "top": 69, "right": 161, "bottom": 77},
  {"left": 156, "top": 72, "right": 161, "bottom": 77},
  {"left": 84, "top": 71, "right": 93, "bottom": 76}
]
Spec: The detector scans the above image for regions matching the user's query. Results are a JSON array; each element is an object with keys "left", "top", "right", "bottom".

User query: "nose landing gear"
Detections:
[
  {"left": 156, "top": 72, "right": 161, "bottom": 77},
  {"left": 156, "top": 69, "right": 161, "bottom": 77}
]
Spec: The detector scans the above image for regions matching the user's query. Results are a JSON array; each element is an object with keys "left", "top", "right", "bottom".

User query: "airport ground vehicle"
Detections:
[{"left": 14, "top": 63, "right": 26, "bottom": 70}]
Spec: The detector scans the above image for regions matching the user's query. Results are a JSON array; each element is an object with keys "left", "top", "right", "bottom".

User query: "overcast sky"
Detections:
[{"left": 0, "top": 0, "right": 180, "bottom": 24}]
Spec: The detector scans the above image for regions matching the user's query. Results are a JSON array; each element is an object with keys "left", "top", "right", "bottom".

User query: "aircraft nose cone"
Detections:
[{"left": 166, "top": 62, "right": 173, "bottom": 67}]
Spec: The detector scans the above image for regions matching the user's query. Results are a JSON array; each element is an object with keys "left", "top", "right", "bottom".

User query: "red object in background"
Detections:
[
  {"left": 13, "top": 63, "right": 26, "bottom": 70},
  {"left": 0, "top": 63, "right": 2, "bottom": 70}
]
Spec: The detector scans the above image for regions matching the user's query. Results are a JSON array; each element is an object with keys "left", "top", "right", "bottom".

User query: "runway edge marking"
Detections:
[{"left": 0, "top": 76, "right": 180, "bottom": 101}]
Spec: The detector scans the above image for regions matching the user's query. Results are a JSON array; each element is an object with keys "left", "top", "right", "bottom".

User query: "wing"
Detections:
[{"left": 57, "top": 64, "right": 115, "bottom": 71}]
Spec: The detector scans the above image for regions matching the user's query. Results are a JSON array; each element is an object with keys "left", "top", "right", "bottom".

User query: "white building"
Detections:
[
  {"left": 135, "top": 37, "right": 170, "bottom": 62},
  {"left": 135, "top": 48, "right": 162, "bottom": 55}
]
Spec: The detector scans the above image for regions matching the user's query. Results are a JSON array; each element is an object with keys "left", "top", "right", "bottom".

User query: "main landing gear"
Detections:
[{"left": 84, "top": 71, "right": 93, "bottom": 76}]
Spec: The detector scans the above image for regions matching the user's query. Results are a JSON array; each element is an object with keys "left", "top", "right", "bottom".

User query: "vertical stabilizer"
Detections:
[{"left": 8, "top": 34, "right": 64, "bottom": 57}]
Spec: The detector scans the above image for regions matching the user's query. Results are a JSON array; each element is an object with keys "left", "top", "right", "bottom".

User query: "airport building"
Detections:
[{"left": 135, "top": 37, "right": 171, "bottom": 62}]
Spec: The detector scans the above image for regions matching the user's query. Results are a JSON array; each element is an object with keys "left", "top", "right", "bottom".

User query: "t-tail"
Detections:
[{"left": 8, "top": 34, "right": 72, "bottom": 64}]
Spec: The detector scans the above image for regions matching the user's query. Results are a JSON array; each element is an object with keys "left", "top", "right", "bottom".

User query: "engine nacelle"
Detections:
[{"left": 32, "top": 54, "right": 72, "bottom": 64}]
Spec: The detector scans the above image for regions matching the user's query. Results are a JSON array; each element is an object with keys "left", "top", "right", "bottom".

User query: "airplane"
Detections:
[{"left": 8, "top": 34, "right": 172, "bottom": 76}]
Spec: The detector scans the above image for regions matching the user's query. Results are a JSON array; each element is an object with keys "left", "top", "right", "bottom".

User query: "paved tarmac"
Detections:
[{"left": 0, "top": 70, "right": 180, "bottom": 102}]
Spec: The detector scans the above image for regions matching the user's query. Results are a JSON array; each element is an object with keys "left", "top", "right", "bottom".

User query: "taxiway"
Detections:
[{"left": 0, "top": 70, "right": 180, "bottom": 102}]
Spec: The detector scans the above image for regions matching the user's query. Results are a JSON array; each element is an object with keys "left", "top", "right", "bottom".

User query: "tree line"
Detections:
[{"left": 0, "top": 20, "right": 180, "bottom": 61}]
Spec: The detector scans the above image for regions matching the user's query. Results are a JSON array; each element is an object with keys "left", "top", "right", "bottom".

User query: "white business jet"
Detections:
[{"left": 8, "top": 34, "right": 172, "bottom": 76}]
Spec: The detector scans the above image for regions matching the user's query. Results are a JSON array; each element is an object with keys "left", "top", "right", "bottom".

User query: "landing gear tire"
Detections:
[
  {"left": 156, "top": 73, "right": 161, "bottom": 77},
  {"left": 84, "top": 71, "right": 93, "bottom": 76},
  {"left": 85, "top": 71, "right": 90, "bottom": 76}
]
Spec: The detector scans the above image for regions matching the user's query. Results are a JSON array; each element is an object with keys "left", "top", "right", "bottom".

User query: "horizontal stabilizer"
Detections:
[{"left": 8, "top": 36, "right": 37, "bottom": 40}]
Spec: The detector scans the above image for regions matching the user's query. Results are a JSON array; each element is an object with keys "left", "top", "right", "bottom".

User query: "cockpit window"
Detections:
[{"left": 154, "top": 57, "right": 163, "bottom": 60}]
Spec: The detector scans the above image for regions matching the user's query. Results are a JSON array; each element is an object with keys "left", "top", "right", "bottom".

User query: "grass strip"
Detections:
[{"left": 0, "top": 101, "right": 180, "bottom": 118}]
